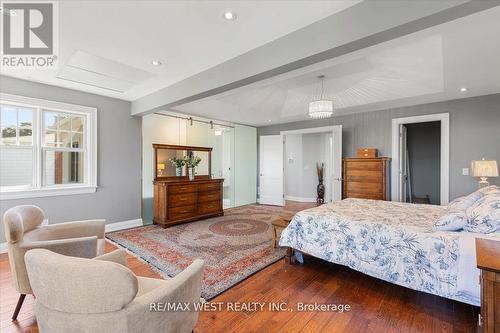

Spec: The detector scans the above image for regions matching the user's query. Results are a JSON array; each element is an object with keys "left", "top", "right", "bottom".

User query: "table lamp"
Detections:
[
  {"left": 157, "top": 163, "right": 165, "bottom": 177},
  {"left": 471, "top": 159, "right": 498, "bottom": 188}
]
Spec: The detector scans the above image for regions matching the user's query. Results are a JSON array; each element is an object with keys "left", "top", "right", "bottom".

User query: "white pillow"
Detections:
[
  {"left": 478, "top": 185, "right": 500, "bottom": 195},
  {"left": 433, "top": 211, "right": 468, "bottom": 231},
  {"left": 448, "top": 190, "right": 484, "bottom": 211},
  {"left": 464, "top": 190, "right": 500, "bottom": 234}
]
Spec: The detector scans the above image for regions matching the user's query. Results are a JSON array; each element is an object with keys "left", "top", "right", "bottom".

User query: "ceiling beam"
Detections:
[{"left": 131, "top": 0, "right": 499, "bottom": 116}]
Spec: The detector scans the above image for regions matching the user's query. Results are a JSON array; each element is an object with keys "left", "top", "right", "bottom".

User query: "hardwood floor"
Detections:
[{"left": 0, "top": 202, "right": 478, "bottom": 333}]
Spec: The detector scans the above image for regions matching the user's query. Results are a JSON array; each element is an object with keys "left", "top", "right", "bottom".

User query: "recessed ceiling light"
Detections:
[
  {"left": 460, "top": 87, "right": 468, "bottom": 92},
  {"left": 267, "top": 119, "right": 272, "bottom": 122},
  {"left": 223, "top": 11, "right": 237, "bottom": 21},
  {"left": 151, "top": 60, "right": 162, "bottom": 66}
]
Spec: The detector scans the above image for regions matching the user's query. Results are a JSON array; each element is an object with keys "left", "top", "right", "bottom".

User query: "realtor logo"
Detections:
[{"left": 1, "top": 1, "right": 58, "bottom": 68}]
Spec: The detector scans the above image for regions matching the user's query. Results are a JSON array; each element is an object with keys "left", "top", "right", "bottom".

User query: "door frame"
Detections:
[
  {"left": 391, "top": 113, "right": 449, "bottom": 204},
  {"left": 280, "top": 125, "right": 343, "bottom": 203}
]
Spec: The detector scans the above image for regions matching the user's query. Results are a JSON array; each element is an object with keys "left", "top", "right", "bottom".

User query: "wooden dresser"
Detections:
[
  {"left": 476, "top": 238, "right": 500, "bottom": 333},
  {"left": 342, "top": 157, "right": 390, "bottom": 200},
  {"left": 153, "top": 178, "right": 224, "bottom": 227}
]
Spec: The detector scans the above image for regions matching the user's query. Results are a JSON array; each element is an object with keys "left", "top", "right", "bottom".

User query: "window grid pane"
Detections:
[
  {"left": 43, "top": 149, "right": 84, "bottom": 186},
  {"left": 1, "top": 105, "right": 34, "bottom": 146},
  {"left": 43, "top": 110, "right": 85, "bottom": 149}
]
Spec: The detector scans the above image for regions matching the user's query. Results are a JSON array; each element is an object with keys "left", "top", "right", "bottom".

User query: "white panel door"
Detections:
[{"left": 259, "top": 135, "right": 284, "bottom": 206}]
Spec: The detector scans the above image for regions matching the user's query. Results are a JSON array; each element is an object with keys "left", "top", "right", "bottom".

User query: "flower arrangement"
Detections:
[
  {"left": 184, "top": 155, "right": 202, "bottom": 168},
  {"left": 185, "top": 155, "right": 202, "bottom": 181},
  {"left": 169, "top": 157, "right": 185, "bottom": 168}
]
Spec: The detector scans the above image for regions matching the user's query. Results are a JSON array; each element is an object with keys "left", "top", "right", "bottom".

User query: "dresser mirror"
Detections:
[{"left": 153, "top": 144, "right": 212, "bottom": 180}]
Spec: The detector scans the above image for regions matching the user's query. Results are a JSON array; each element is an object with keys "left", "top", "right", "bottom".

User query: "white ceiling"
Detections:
[
  {"left": 0, "top": 0, "right": 360, "bottom": 100},
  {"left": 171, "top": 6, "right": 500, "bottom": 126}
]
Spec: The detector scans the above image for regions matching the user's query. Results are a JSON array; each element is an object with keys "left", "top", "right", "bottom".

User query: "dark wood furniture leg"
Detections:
[
  {"left": 285, "top": 247, "right": 295, "bottom": 265},
  {"left": 12, "top": 294, "right": 26, "bottom": 321}
]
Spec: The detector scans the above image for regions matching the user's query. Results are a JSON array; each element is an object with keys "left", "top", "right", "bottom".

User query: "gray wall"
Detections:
[
  {"left": 0, "top": 76, "right": 142, "bottom": 242},
  {"left": 406, "top": 121, "right": 441, "bottom": 204},
  {"left": 258, "top": 93, "right": 500, "bottom": 200}
]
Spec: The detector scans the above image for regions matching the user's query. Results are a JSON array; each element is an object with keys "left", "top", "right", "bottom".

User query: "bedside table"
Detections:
[
  {"left": 271, "top": 218, "right": 292, "bottom": 248},
  {"left": 476, "top": 238, "right": 500, "bottom": 333}
]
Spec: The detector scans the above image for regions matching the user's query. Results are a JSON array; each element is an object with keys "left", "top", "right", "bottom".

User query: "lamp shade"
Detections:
[
  {"left": 308, "top": 100, "right": 333, "bottom": 119},
  {"left": 471, "top": 160, "right": 498, "bottom": 177}
]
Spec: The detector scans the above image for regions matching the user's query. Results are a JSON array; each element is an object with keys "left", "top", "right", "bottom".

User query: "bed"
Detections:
[{"left": 279, "top": 198, "right": 500, "bottom": 306}]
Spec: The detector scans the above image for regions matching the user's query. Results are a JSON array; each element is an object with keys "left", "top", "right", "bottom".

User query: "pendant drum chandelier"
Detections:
[{"left": 308, "top": 75, "right": 333, "bottom": 119}]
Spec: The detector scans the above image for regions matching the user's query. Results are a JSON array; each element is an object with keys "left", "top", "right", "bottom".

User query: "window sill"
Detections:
[{"left": 0, "top": 186, "right": 97, "bottom": 200}]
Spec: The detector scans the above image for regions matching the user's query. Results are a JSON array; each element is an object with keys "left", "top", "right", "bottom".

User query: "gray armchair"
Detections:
[
  {"left": 2, "top": 205, "right": 105, "bottom": 320},
  {"left": 25, "top": 249, "right": 204, "bottom": 333}
]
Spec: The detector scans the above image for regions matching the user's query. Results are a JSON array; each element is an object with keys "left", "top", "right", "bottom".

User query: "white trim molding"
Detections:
[
  {"left": 0, "top": 185, "right": 97, "bottom": 200},
  {"left": 285, "top": 195, "right": 317, "bottom": 203},
  {"left": 105, "top": 219, "right": 143, "bottom": 233},
  {"left": 391, "top": 113, "right": 450, "bottom": 205}
]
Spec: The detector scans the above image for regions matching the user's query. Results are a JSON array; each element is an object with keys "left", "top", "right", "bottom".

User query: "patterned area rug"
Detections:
[{"left": 106, "top": 205, "right": 295, "bottom": 299}]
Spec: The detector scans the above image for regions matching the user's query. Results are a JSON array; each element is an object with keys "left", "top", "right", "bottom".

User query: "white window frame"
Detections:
[{"left": 0, "top": 93, "right": 97, "bottom": 200}]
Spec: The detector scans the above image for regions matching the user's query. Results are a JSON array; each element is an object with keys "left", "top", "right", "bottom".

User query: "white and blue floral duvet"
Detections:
[{"left": 279, "top": 198, "right": 499, "bottom": 306}]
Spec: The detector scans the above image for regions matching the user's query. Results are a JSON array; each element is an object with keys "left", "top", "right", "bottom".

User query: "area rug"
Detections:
[{"left": 106, "top": 204, "right": 296, "bottom": 299}]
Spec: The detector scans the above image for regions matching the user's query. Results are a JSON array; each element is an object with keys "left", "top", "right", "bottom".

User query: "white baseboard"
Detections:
[
  {"left": 105, "top": 218, "right": 143, "bottom": 233},
  {"left": 285, "top": 195, "right": 317, "bottom": 203},
  {"left": 0, "top": 218, "right": 144, "bottom": 254}
]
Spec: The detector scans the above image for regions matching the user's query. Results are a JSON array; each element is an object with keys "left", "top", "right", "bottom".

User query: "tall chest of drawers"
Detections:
[
  {"left": 153, "top": 178, "right": 224, "bottom": 227},
  {"left": 342, "top": 157, "right": 390, "bottom": 201}
]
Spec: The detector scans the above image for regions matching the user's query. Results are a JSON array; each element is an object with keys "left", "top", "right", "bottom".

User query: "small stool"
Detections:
[{"left": 271, "top": 218, "right": 292, "bottom": 248}]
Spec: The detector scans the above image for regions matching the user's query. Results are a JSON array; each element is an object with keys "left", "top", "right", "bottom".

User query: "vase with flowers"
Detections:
[
  {"left": 184, "top": 155, "right": 202, "bottom": 181},
  {"left": 169, "top": 157, "right": 185, "bottom": 176}
]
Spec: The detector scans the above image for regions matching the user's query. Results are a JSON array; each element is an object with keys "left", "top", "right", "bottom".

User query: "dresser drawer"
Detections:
[
  {"left": 344, "top": 161, "right": 383, "bottom": 171},
  {"left": 198, "top": 201, "right": 220, "bottom": 215},
  {"left": 198, "top": 182, "right": 221, "bottom": 192},
  {"left": 168, "top": 205, "right": 196, "bottom": 220},
  {"left": 168, "top": 184, "right": 197, "bottom": 194},
  {"left": 168, "top": 193, "right": 197, "bottom": 207},
  {"left": 345, "top": 192, "right": 383, "bottom": 200},
  {"left": 345, "top": 170, "right": 382, "bottom": 183},
  {"left": 346, "top": 182, "right": 382, "bottom": 194},
  {"left": 199, "top": 191, "right": 220, "bottom": 203}
]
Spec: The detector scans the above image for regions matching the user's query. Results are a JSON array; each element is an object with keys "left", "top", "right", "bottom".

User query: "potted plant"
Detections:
[
  {"left": 169, "top": 157, "right": 185, "bottom": 176},
  {"left": 184, "top": 155, "right": 202, "bottom": 181},
  {"left": 316, "top": 162, "right": 325, "bottom": 204}
]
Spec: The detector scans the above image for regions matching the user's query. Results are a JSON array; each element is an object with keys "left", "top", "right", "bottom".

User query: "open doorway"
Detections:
[
  {"left": 401, "top": 121, "right": 441, "bottom": 204},
  {"left": 391, "top": 113, "right": 449, "bottom": 205},
  {"left": 284, "top": 132, "right": 333, "bottom": 203}
]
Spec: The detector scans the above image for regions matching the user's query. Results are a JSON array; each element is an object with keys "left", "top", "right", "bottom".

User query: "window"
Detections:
[{"left": 0, "top": 94, "right": 97, "bottom": 199}]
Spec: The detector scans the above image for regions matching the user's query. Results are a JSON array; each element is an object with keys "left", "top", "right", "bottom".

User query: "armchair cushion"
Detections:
[
  {"left": 95, "top": 249, "right": 129, "bottom": 267},
  {"left": 26, "top": 249, "right": 138, "bottom": 314}
]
